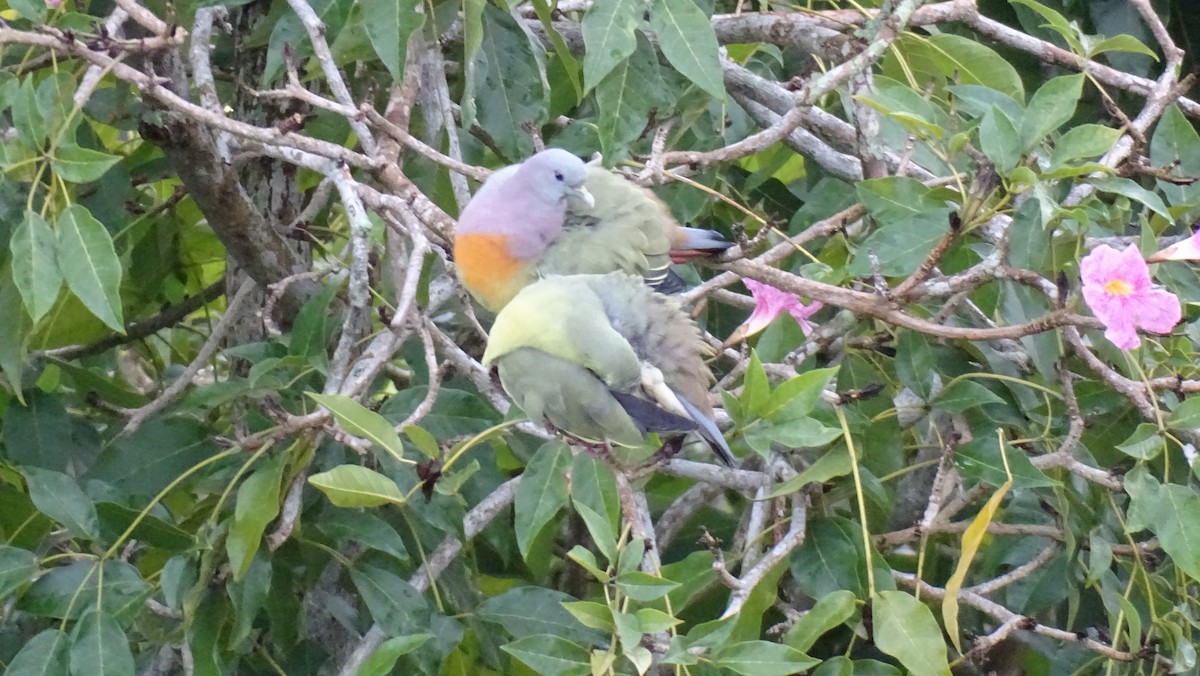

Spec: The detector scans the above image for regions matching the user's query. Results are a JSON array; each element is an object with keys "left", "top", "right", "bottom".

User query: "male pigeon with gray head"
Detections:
[
  {"left": 453, "top": 149, "right": 732, "bottom": 312},
  {"left": 483, "top": 272, "right": 735, "bottom": 466}
]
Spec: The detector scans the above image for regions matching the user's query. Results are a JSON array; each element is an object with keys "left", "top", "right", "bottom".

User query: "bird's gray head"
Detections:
[{"left": 517, "top": 149, "right": 595, "bottom": 208}]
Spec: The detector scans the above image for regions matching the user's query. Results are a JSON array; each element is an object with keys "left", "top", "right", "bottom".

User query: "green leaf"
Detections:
[
  {"left": 850, "top": 177, "right": 952, "bottom": 277},
  {"left": 5, "top": 629, "right": 68, "bottom": 676},
  {"left": 1088, "top": 34, "right": 1157, "bottom": 59},
  {"left": 51, "top": 145, "right": 121, "bottom": 183},
  {"left": 289, "top": 280, "right": 340, "bottom": 368},
  {"left": 979, "top": 106, "right": 1021, "bottom": 175},
  {"left": 360, "top": 0, "right": 423, "bottom": 82},
  {"left": 17, "top": 560, "right": 149, "bottom": 621},
  {"left": 68, "top": 609, "right": 135, "bottom": 676},
  {"left": 649, "top": 0, "right": 725, "bottom": 101},
  {"left": 742, "top": 350, "right": 770, "bottom": 419},
  {"left": 23, "top": 467, "right": 99, "bottom": 540},
  {"left": 1088, "top": 176, "right": 1172, "bottom": 220},
  {"left": 573, "top": 500, "right": 617, "bottom": 565},
  {"left": 474, "top": 3, "right": 548, "bottom": 159},
  {"left": 349, "top": 564, "right": 430, "bottom": 635},
  {"left": 7, "top": 0, "right": 47, "bottom": 25},
  {"left": 566, "top": 546, "right": 610, "bottom": 583},
  {"left": 1049, "top": 124, "right": 1124, "bottom": 167},
  {"left": 1114, "top": 423, "right": 1164, "bottom": 460},
  {"left": 56, "top": 205, "right": 124, "bottom": 333},
  {"left": 596, "top": 34, "right": 669, "bottom": 161},
  {"left": 1127, "top": 475, "right": 1200, "bottom": 582},
  {"left": 501, "top": 634, "right": 591, "bottom": 676},
  {"left": 88, "top": 418, "right": 219, "bottom": 497},
  {"left": 317, "top": 508, "right": 410, "bottom": 563},
  {"left": 308, "top": 393, "right": 408, "bottom": 463},
  {"left": 515, "top": 440, "right": 570, "bottom": 561},
  {"left": 1020, "top": 74, "right": 1084, "bottom": 150},
  {"left": 353, "top": 634, "right": 434, "bottom": 676},
  {"left": 4, "top": 390, "right": 78, "bottom": 472},
  {"left": 1009, "top": 0, "right": 1082, "bottom": 53},
  {"left": 480, "top": 587, "right": 604, "bottom": 643},
  {"left": 460, "top": 0, "right": 486, "bottom": 129},
  {"left": 403, "top": 424, "right": 440, "bottom": 459},
  {"left": 226, "top": 452, "right": 286, "bottom": 580},
  {"left": 580, "top": 0, "right": 641, "bottom": 92},
  {"left": 895, "top": 330, "right": 936, "bottom": 400},
  {"left": 0, "top": 545, "right": 38, "bottom": 600},
  {"left": 561, "top": 600, "right": 615, "bottom": 632},
  {"left": 955, "top": 436, "right": 1059, "bottom": 489},
  {"left": 784, "top": 590, "right": 856, "bottom": 653},
  {"left": 11, "top": 78, "right": 47, "bottom": 149},
  {"left": 308, "top": 465, "right": 406, "bottom": 508},
  {"left": 635, "top": 607, "right": 682, "bottom": 633},
  {"left": 765, "top": 447, "right": 853, "bottom": 499},
  {"left": 924, "top": 34, "right": 1024, "bottom": 102},
  {"left": 1169, "top": 398, "right": 1200, "bottom": 430},
  {"left": 763, "top": 367, "right": 839, "bottom": 421},
  {"left": 531, "top": 0, "right": 582, "bottom": 102},
  {"left": 713, "top": 640, "right": 820, "bottom": 675},
  {"left": 11, "top": 211, "right": 62, "bottom": 322},
  {"left": 873, "top": 591, "right": 951, "bottom": 676},
  {"left": 932, "top": 379, "right": 1005, "bottom": 413},
  {"left": 615, "top": 571, "right": 680, "bottom": 601},
  {"left": 95, "top": 502, "right": 194, "bottom": 551}
]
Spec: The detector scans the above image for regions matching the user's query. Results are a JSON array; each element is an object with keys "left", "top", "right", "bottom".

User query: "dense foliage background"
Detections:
[{"left": 2, "top": 0, "right": 1200, "bottom": 674}]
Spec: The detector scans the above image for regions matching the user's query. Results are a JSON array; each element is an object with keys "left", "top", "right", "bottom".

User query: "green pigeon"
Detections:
[
  {"left": 454, "top": 149, "right": 732, "bottom": 312},
  {"left": 482, "top": 272, "right": 735, "bottom": 466}
]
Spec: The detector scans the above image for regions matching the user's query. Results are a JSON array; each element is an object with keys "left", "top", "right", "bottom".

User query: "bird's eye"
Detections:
[{"left": 554, "top": 171, "right": 564, "bottom": 181}]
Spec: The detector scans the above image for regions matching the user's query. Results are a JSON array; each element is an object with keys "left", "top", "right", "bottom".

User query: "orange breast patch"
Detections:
[{"left": 454, "top": 233, "right": 529, "bottom": 311}]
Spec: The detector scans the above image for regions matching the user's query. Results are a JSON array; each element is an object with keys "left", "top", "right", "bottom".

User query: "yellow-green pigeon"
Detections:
[
  {"left": 482, "top": 272, "right": 735, "bottom": 466},
  {"left": 453, "top": 149, "right": 732, "bottom": 312}
]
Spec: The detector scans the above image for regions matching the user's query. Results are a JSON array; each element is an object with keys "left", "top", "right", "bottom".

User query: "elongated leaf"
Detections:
[
  {"left": 361, "top": 0, "right": 423, "bottom": 82},
  {"left": 317, "top": 508, "right": 410, "bottom": 562},
  {"left": 764, "top": 367, "right": 840, "bottom": 421},
  {"left": 595, "top": 33, "right": 668, "bottom": 161},
  {"left": 615, "top": 571, "right": 679, "bottom": 601},
  {"left": 309, "top": 393, "right": 408, "bottom": 463},
  {"left": 5, "top": 629, "right": 68, "bottom": 676},
  {"left": 1089, "top": 176, "right": 1172, "bottom": 220},
  {"left": 51, "top": 145, "right": 121, "bottom": 183},
  {"left": 23, "top": 467, "right": 99, "bottom": 540},
  {"left": 350, "top": 564, "right": 430, "bottom": 635},
  {"left": 11, "top": 211, "right": 62, "bottom": 322},
  {"left": 354, "top": 634, "right": 434, "bottom": 676},
  {"left": 475, "top": 3, "right": 548, "bottom": 159},
  {"left": 226, "top": 452, "right": 286, "bottom": 580},
  {"left": 479, "top": 587, "right": 603, "bottom": 643},
  {"left": 1169, "top": 398, "right": 1200, "bottom": 430},
  {"left": 501, "top": 634, "right": 591, "bottom": 676},
  {"left": 308, "top": 465, "right": 407, "bottom": 507},
  {"left": 765, "top": 448, "right": 852, "bottom": 499},
  {"left": 784, "top": 590, "right": 856, "bottom": 653},
  {"left": 714, "top": 640, "right": 819, "bottom": 675},
  {"left": 1020, "top": 74, "right": 1084, "bottom": 150},
  {"left": 0, "top": 545, "right": 39, "bottom": 599},
  {"left": 1114, "top": 423, "right": 1164, "bottom": 460},
  {"left": 980, "top": 106, "right": 1021, "bottom": 175},
  {"left": 873, "top": 591, "right": 951, "bottom": 676},
  {"left": 69, "top": 609, "right": 135, "bottom": 676},
  {"left": 1127, "top": 472, "right": 1200, "bottom": 582},
  {"left": 56, "top": 205, "right": 124, "bottom": 332},
  {"left": 649, "top": 0, "right": 725, "bottom": 101},
  {"left": 514, "top": 440, "right": 570, "bottom": 560},
  {"left": 924, "top": 34, "right": 1023, "bottom": 101},
  {"left": 581, "top": 0, "right": 640, "bottom": 92}
]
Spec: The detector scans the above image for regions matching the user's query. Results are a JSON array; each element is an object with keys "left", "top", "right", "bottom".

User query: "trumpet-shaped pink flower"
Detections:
[
  {"left": 727, "top": 278, "right": 823, "bottom": 344},
  {"left": 1148, "top": 230, "right": 1200, "bottom": 263},
  {"left": 1080, "top": 244, "right": 1180, "bottom": 350}
]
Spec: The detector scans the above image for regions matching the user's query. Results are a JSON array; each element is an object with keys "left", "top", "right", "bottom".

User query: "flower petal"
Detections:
[
  {"left": 1133, "top": 288, "right": 1181, "bottom": 335},
  {"left": 1103, "top": 316, "right": 1141, "bottom": 351}
]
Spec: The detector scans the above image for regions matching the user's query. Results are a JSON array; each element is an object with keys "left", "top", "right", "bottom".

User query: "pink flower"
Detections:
[
  {"left": 1080, "top": 244, "right": 1180, "bottom": 350},
  {"left": 1148, "top": 230, "right": 1200, "bottom": 263},
  {"left": 726, "top": 278, "right": 823, "bottom": 344}
]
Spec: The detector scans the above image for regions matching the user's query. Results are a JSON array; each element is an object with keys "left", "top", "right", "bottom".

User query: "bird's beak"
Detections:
[
  {"left": 1148, "top": 238, "right": 1200, "bottom": 263},
  {"left": 571, "top": 185, "right": 595, "bottom": 208}
]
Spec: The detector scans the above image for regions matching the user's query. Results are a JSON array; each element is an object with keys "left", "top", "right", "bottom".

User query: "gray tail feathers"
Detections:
[
  {"left": 676, "top": 394, "right": 736, "bottom": 467},
  {"left": 610, "top": 390, "right": 698, "bottom": 435},
  {"left": 678, "top": 226, "right": 734, "bottom": 252},
  {"left": 648, "top": 268, "right": 687, "bottom": 295}
]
